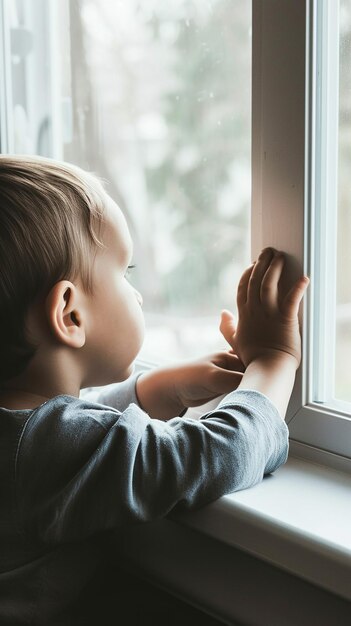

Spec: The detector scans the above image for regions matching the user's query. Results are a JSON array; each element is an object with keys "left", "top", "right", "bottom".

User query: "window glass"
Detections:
[
  {"left": 7, "top": 0, "right": 252, "bottom": 364},
  {"left": 9, "top": 0, "right": 54, "bottom": 154}
]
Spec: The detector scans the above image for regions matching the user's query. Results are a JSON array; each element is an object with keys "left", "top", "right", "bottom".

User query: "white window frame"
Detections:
[{"left": 252, "top": 0, "right": 351, "bottom": 468}]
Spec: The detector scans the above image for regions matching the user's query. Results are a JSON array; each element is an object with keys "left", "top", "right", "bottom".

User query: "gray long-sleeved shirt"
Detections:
[{"left": 0, "top": 373, "right": 288, "bottom": 624}]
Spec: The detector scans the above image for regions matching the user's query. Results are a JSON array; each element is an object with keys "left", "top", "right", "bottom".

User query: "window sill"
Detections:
[
  {"left": 169, "top": 399, "right": 351, "bottom": 603},
  {"left": 170, "top": 447, "right": 351, "bottom": 603},
  {"left": 114, "top": 443, "right": 351, "bottom": 624}
]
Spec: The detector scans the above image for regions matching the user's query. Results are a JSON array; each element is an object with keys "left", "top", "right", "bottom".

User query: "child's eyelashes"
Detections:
[{"left": 125, "top": 264, "right": 136, "bottom": 278}]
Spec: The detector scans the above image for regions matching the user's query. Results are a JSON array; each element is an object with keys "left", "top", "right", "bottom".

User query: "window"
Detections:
[
  {"left": 1, "top": 0, "right": 350, "bottom": 463},
  {"left": 0, "top": 0, "right": 251, "bottom": 365}
]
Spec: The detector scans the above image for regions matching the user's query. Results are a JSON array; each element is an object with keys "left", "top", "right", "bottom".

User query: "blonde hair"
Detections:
[{"left": 0, "top": 154, "right": 106, "bottom": 384}]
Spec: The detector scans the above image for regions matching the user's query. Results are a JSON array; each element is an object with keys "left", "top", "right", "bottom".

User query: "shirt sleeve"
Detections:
[
  {"left": 15, "top": 389, "right": 288, "bottom": 545},
  {"left": 80, "top": 372, "right": 142, "bottom": 412}
]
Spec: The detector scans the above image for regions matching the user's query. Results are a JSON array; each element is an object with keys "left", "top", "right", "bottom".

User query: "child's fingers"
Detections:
[
  {"left": 281, "top": 275, "right": 310, "bottom": 318},
  {"left": 260, "top": 253, "right": 285, "bottom": 311},
  {"left": 222, "top": 351, "right": 246, "bottom": 372},
  {"left": 213, "top": 348, "right": 245, "bottom": 372},
  {"left": 236, "top": 263, "right": 255, "bottom": 309},
  {"left": 219, "top": 310, "right": 236, "bottom": 345},
  {"left": 247, "top": 247, "right": 275, "bottom": 306}
]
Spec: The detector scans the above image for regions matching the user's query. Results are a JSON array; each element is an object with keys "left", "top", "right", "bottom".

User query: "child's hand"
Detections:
[
  {"left": 172, "top": 351, "right": 245, "bottom": 408},
  {"left": 219, "top": 248, "right": 309, "bottom": 370},
  {"left": 136, "top": 351, "right": 245, "bottom": 419}
]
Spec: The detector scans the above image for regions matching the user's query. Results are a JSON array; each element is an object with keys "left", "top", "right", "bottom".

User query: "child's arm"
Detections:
[{"left": 220, "top": 247, "right": 309, "bottom": 417}]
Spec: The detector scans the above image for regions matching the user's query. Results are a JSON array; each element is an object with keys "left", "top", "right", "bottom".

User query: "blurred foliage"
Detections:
[
  {"left": 143, "top": 2, "right": 250, "bottom": 312},
  {"left": 73, "top": 0, "right": 251, "bottom": 315}
]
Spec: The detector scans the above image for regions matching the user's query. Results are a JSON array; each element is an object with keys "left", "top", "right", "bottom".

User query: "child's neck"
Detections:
[
  {"left": 0, "top": 390, "right": 52, "bottom": 410},
  {"left": 0, "top": 352, "right": 83, "bottom": 410}
]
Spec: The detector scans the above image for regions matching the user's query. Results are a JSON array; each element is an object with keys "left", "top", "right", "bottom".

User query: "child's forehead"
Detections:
[{"left": 102, "top": 196, "right": 132, "bottom": 262}]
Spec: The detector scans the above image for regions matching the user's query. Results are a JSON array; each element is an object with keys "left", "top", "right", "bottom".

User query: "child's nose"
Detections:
[{"left": 135, "top": 289, "right": 143, "bottom": 307}]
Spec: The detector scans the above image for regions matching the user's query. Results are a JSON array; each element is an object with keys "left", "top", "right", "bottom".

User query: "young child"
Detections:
[{"left": 0, "top": 155, "right": 309, "bottom": 625}]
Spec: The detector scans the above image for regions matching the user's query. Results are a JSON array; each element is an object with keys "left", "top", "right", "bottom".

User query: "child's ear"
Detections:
[{"left": 45, "top": 280, "right": 86, "bottom": 348}]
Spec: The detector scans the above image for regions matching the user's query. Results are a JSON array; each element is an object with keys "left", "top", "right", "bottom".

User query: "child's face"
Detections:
[{"left": 84, "top": 195, "right": 145, "bottom": 386}]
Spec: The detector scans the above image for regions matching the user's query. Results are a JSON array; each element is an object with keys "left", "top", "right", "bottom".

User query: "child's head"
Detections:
[{"left": 0, "top": 155, "right": 144, "bottom": 395}]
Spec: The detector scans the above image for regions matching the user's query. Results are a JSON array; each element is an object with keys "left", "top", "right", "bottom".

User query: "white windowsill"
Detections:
[{"left": 170, "top": 444, "right": 351, "bottom": 603}]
